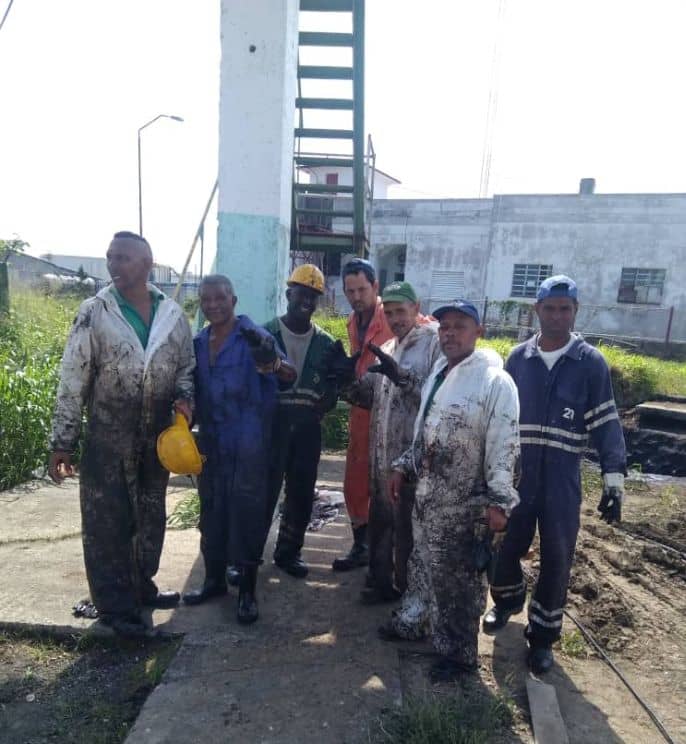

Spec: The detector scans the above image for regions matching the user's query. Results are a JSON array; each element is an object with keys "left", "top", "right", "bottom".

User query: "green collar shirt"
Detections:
[{"left": 110, "top": 287, "right": 164, "bottom": 349}]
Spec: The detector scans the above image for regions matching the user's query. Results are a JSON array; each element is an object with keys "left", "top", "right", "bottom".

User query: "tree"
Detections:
[{"left": 0, "top": 237, "right": 29, "bottom": 261}]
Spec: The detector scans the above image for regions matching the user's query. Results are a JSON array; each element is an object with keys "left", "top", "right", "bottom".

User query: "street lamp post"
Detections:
[{"left": 137, "top": 114, "right": 184, "bottom": 236}]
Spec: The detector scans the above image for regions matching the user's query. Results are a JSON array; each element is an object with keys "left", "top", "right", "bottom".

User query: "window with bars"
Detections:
[
  {"left": 510, "top": 264, "right": 553, "bottom": 298},
  {"left": 617, "top": 268, "right": 666, "bottom": 305}
]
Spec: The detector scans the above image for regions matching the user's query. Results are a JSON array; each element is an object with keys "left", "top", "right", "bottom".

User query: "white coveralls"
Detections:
[{"left": 390, "top": 348, "right": 520, "bottom": 665}]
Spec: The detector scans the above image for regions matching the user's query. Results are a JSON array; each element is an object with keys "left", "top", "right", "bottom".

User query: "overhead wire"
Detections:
[{"left": 0, "top": 0, "right": 15, "bottom": 34}]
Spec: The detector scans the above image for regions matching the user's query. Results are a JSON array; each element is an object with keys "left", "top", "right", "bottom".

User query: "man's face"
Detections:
[
  {"left": 343, "top": 271, "right": 379, "bottom": 314},
  {"left": 286, "top": 284, "right": 319, "bottom": 322},
  {"left": 438, "top": 310, "right": 482, "bottom": 364},
  {"left": 106, "top": 238, "right": 152, "bottom": 291},
  {"left": 384, "top": 300, "right": 418, "bottom": 341},
  {"left": 535, "top": 297, "right": 577, "bottom": 338},
  {"left": 199, "top": 283, "right": 237, "bottom": 327}
]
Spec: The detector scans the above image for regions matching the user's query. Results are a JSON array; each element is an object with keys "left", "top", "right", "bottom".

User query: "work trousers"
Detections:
[
  {"left": 79, "top": 438, "right": 168, "bottom": 618},
  {"left": 490, "top": 480, "right": 581, "bottom": 646},
  {"left": 368, "top": 479, "right": 415, "bottom": 593},
  {"left": 266, "top": 413, "right": 322, "bottom": 562}
]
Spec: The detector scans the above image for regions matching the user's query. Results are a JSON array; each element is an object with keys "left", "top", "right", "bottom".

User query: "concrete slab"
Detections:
[{"left": 637, "top": 400, "right": 686, "bottom": 425}]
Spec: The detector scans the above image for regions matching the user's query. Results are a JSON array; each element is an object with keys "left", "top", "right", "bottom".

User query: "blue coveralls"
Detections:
[
  {"left": 193, "top": 316, "right": 279, "bottom": 579},
  {"left": 490, "top": 335, "right": 626, "bottom": 646}
]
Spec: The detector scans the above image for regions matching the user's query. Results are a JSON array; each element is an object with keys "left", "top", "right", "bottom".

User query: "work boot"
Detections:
[
  {"left": 482, "top": 604, "right": 524, "bottom": 634},
  {"left": 332, "top": 525, "right": 369, "bottom": 571},
  {"left": 237, "top": 566, "right": 259, "bottom": 625},
  {"left": 429, "top": 656, "right": 477, "bottom": 683},
  {"left": 100, "top": 613, "right": 156, "bottom": 639},
  {"left": 528, "top": 644, "right": 554, "bottom": 675},
  {"left": 143, "top": 590, "right": 181, "bottom": 609},
  {"left": 226, "top": 566, "right": 241, "bottom": 587},
  {"left": 274, "top": 553, "right": 309, "bottom": 579},
  {"left": 183, "top": 578, "right": 227, "bottom": 606}
]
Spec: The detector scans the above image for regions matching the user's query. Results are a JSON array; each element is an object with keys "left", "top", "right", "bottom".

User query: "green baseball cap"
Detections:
[{"left": 382, "top": 281, "right": 417, "bottom": 304}]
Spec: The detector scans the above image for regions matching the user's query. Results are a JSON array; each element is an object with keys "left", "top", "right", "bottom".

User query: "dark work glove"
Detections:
[
  {"left": 240, "top": 327, "right": 277, "bottom": 366},
  {"left": 323, "top": 340, "right": 360, "bottom": 386},
  {"left": 472, "top": 522, "right": 493, "bottom": 573},
  {"left": 597, "top": 486, "right": 622, "bottom": 524},
  {"left": 367, "top": 343, "right": 407, "bottom": 386}
]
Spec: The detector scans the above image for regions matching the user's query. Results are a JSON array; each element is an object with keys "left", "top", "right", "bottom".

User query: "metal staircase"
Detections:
[{"left": 292, "top": 0, "right": 372, "bottom": 258}]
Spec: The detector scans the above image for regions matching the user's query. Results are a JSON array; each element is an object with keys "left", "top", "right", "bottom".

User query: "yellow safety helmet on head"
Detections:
[
  {"left": 287, "top": 264, "right": 325, "bottom": 294},
  {"left": 157, "top": 413, "right": 204, "bottom": 476}
]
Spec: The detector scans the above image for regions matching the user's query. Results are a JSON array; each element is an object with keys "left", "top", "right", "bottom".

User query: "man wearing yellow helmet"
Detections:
[{"left": 262, "top": 264, "right": 339, "bottom": 578}]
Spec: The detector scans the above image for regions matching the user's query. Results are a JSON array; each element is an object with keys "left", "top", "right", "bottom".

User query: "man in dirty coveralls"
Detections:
[
  {"left": 342, "top": 280, "right": 441, "bottom": 603},
  {"left": 49, "top": 231, "right": 194, "bottom": 638},
  {"left": 380, "top": 300, "right": 520, "bottom": 682}
]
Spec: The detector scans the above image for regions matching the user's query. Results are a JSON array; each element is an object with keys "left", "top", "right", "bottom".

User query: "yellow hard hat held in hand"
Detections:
[
  {"left": 157, "top": 413, "right": 204, "bottom": 475},
  {"left": 287, "top": 264, "right": 325, "bottom": 294}
]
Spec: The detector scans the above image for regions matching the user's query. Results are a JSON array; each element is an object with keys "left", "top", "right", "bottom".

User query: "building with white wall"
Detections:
[{"left": 368, "top": 184, "right": 686, "bottom": 343}]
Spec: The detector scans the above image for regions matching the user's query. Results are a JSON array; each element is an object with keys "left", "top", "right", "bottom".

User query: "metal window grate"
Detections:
[
  {"left": 511, "top": 264, "right": 553, "bottom": 298},
  {"left": 618, "top": 267, "right": 666, "bottom": 305}
]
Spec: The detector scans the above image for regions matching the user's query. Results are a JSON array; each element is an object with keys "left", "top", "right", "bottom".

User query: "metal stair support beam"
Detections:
[
  {"left": 295, "top": 155, "right": 353, "bottom": 168},
  {"left": 296, "top": 97, "right": 353, "bottom": 110},
  {"left": 299, "top": 31, "right": 353, "bottom": 46},
  {"left": 300, "top": 0, "right": 353, "bottom": 11},
  {"left": 294, "top": 128, "right": 354, "bottom": 139},
  {"left": 294, "top": 183, "right": 354, "bottom": 194},
  {"left": 352, "top": 0, "right": 365, "bottom": 255},
  {"left": 298, "top": 65, "right": 353, "bottom": 80}
]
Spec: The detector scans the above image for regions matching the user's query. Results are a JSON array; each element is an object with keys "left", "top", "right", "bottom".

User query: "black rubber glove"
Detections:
[
  {"left": 597, "top": 486, "right": 622, "bottom": 524},
  {"left": 472, "top": 522, "right": 493, "bottom": 573},
  {"left": 323, "top": 340, "right": 360, "bottom": 386},
  {"left": 240, "top": 327, "right": 277, "bottom": 366},
  {"left": 367, "top": 343, "right": 407, "bottom": 386}
]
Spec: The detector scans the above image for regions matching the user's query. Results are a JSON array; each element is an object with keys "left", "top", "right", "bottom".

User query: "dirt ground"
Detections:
[
  {"left": 0, "top": 459, "right": 684, "bottom": 743},
  {"left": 0, "top": 631, "right": 180, "bottom": 744}
]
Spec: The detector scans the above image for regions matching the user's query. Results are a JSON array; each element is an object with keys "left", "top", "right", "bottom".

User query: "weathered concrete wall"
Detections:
[
  {"left": 369, "top": 193, "right": 686, "bottom": 341},
  {"left": 216, "top": 0, "right": 298, "bottom": 323}
]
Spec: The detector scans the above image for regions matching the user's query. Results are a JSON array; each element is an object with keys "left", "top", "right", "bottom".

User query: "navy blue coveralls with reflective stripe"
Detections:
[{"left": 490, "top": 335, "right": 626, "bottom": 645}]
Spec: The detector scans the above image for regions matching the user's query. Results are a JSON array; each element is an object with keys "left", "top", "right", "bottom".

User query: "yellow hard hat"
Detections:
[
  {"left": 157, "top": 413, "right": 204, "bottom": 475},
  {"left": 287, "top": 264, "right": 325, "bottom": 294}
]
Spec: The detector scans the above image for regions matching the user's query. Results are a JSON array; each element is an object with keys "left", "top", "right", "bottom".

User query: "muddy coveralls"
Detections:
[
  {"left": 193, "top": 316, "right": 280, "bottom": 580},
  {"left": 344, "top": 299, "right": 393, "bottom": 527},
  {"left": 50, "top": 285, "right": 194, "bottom": 619},
  {"left": 344, "top": 323, "right": 442, "bottom": 594},
  {"left": 389, "top": 349, "right": 520, "bottom": 667},
  {"left": 490, "top": 335, "right": 626, "bottom": 646},
  {"left": 263, "top": 318, "right": 338, "bottom": 562}
]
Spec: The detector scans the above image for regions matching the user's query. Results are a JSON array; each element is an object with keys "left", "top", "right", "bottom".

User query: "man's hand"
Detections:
[
  {"left": 486, "top": 505, "right": 508, "bottom": 533},
  {"left": 388, "top": 470, "right": 405, "bottom": 503},
  {"left": 323, "top": 340, "right": 360, "bottom": 386},
  {"left": 240, "top": 327, "right": 278, "bottom": 367},
  {"left": 48, "top": 451, "right": 75, "bottom": 484},
  {"left": 368, "top": 343, "right": 406, "bottom": 386},
  {"left": 598, "top": 487, "right": 622, "bottom": 524},
  {"left": 174, "top": 399, "right": 192, "bottom": 424}
]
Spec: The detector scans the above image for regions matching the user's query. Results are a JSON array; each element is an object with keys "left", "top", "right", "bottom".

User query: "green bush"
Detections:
[
  {"left": 0, "top": 290, "right": 79, "bottom": 490},
  {"left": 321, "top": 401, "right": 349, "bottom": 450},
  {"left": 313, "top": 311, "right": 349, "bottom": 350}
]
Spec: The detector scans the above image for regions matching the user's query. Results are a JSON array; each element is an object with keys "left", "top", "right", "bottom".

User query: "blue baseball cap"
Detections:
[
  {"left": 537, "top": 275, "right": 578, "bottom": 301},
  {"left": 432, "top": 300, "right": 481, "bottom": 325}
]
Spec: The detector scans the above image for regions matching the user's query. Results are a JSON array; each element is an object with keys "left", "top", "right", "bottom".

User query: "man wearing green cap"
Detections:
[{"left": 343, "top": 281, "right": 441, "bottom": 603}]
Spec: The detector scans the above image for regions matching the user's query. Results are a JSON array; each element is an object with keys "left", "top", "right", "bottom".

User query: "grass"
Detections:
[
  {"left": 559, "top": 629, "right": 590, "bottom": 659},
  {"left": 167, "top": 490, "right": 201, "bottom": 529},
  {"left": 370, "top": 692, "right": 514, "bottom": 744},
  {"left": 0, "top": 289, "right": 80, "bottom": 490}
]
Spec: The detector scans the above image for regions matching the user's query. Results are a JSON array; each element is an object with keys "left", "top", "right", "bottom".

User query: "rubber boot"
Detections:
[
  {"left": 332, "top": 525, "right": 369, "bottom": 572},
  {"left": 237, "top": 566, "right": 259, "bottom": 625}
]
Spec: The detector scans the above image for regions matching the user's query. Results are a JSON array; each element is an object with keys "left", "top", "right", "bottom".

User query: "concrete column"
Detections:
[{"left": 216, "top": 0, "right": 298, "bottom": 322}]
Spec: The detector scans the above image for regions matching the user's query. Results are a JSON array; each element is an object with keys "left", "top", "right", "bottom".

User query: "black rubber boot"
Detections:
[
  {"left": 237, "top": 566, "right": 259, "bottom": 625},
  {"left": 183, "top": 578, "right": 227, "bottom": 606},
  {"left": 226, "top": 565, "right": 241, "bottom": 587},
  {"left": 332, "top": 525, "right": 369, "bottom": 571},
  {"left": 482, "top": 604, "right": 524, "bottom": 634}
]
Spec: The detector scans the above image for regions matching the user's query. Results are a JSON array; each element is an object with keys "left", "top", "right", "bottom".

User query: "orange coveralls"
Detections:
[{"left": 344, "top": 299, "right": 393, "bottom": 526}]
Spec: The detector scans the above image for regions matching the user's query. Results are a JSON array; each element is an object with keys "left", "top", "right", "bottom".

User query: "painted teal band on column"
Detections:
[{"left": 216, "top": 212, "right": 289, "bottom": 323}]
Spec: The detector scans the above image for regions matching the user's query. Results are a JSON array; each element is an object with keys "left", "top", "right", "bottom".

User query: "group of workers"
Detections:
[{"left": 48, "top": 230, "right": 626, "bottom": 682}]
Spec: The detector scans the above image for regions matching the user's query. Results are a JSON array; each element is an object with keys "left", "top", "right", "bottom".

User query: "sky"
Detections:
[{"left": 1, "top": 0, "right": 685, "bottom": 273}]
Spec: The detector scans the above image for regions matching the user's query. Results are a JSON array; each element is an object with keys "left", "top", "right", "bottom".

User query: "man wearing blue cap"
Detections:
[
  {"left": 485, "top": 275, "right": 626, "bottom": 674},
  {"left": 380, "top": 300, "right": 520, "bottom": 682}
]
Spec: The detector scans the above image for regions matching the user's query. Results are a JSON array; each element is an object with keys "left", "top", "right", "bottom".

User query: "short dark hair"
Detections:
[
  {"left": 111, "top": 231, "right": 152, "bottom": 258},
  {"left": 342, "top": 258, "right": 376, "bottom": 285},
  {"left": 199, "top": 274, "right": 234, "bottom": 294}
]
